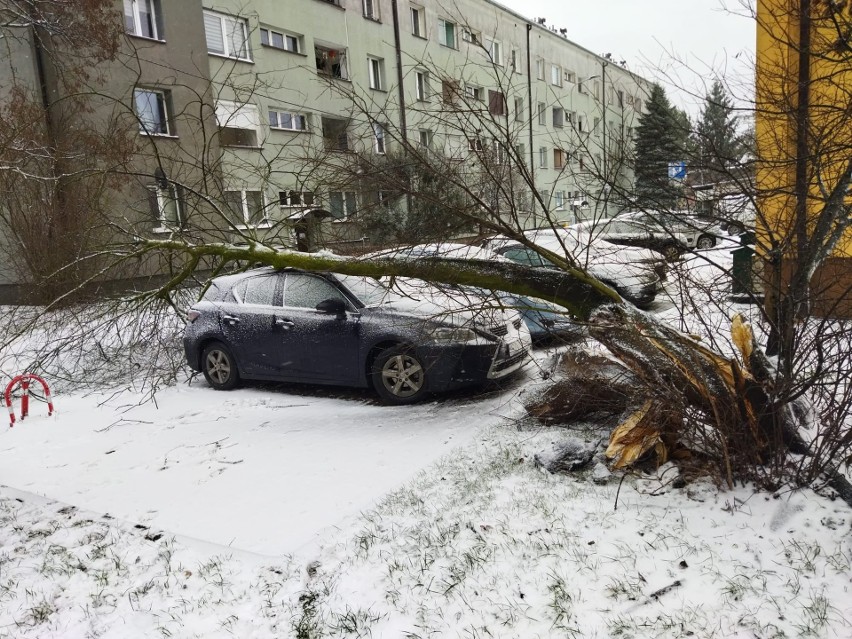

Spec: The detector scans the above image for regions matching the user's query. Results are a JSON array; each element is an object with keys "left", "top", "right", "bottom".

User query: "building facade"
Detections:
[
  {"left": 0, "top": 0, "right": 649, "bottom": 301},
  {"left": 756, "top": 0, "right": 852, "bottom": 317}
]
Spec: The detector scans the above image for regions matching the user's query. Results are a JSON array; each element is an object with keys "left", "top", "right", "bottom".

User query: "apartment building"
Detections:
[{"left": 0, "top": 0, "right": 650, "bottom": 300}]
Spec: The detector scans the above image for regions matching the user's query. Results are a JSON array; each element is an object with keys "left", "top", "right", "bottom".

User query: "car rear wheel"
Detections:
[
  {"left": 727, "top": 223, "right": 745, "bottom": 236},
  {"left": 201, "top": 342, "right": 240, "bottom": 390},
  {"left": 371, "top": 346, "right": 428, "bottom": 404},
  {"left": 696, "top": 235, "right": 716, "bottom": 250}
]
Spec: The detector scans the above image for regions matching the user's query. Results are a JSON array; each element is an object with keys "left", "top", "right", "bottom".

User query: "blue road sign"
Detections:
[{"left": 668, "top": 161, "right": 687, "bottom": 180}]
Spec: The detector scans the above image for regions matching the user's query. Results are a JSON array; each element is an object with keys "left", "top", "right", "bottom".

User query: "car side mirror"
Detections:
[{"left": 315, "top": 298, "right": 347, "bottom": 316}]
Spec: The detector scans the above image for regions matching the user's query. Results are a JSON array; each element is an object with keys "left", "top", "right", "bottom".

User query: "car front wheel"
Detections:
[
  {"left": 696, "top": 235, "right": 716, "bottom": 250},
  {"left": 201, "top": 342, "right": 240, "bottom": 390},
  {"left": 371, "top": 346, "right": 428, "bottom": 404}
]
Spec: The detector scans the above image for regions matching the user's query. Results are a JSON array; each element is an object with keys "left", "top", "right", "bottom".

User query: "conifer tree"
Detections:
[
  {"left": 633, "top": 84, "right": 687, "bottom": 209},
  {"left": 694, "top": 80, "right": 741, "bottom": 183}
]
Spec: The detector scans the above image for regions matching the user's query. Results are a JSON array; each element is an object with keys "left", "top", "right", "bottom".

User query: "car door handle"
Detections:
[
  {"left": 222, "top": 315, "right": 240, "bottom": 326},
  {"left": 274, "top": 317, "right": 295, "bottom": 330}
]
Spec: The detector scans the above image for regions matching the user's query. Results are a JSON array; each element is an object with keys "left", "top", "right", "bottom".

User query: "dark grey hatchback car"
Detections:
[{"left": 184, "top": 268, "right": 531, "bottom": 404}]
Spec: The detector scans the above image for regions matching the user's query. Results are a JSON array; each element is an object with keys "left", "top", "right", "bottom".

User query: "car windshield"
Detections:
[{"left": 335, "top": 274, "right": 390, "bottom": 306}]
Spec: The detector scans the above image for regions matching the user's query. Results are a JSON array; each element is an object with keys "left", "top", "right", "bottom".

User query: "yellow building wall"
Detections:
[{"left": 755, "top": 0, "right": 852, "bottom": 258}]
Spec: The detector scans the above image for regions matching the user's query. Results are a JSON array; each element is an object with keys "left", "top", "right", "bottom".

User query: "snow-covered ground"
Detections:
[{"left": 1, "top": 247, "right": 850, "bottom": 637}]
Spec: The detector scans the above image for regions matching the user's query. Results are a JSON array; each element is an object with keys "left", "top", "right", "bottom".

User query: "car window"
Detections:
[
  {"left": 283, "top": 273, "right": 347, "bottom": 309},
  {"left": 234, "top": 275, "right": 277, "bottom": 306},
  {"left": 335, "top": 275, "right": 388, "bottom": 306},
  {"left": 501, "top": 246, "right": 547, "bottom": 268}
]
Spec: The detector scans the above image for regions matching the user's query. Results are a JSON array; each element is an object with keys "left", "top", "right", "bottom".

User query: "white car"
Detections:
[{"left": 483, "top": 228, "right": 665, "bottom": 308}]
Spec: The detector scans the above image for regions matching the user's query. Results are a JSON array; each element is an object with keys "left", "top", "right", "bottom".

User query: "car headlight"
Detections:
[{"left": 429, "top": 326, "right": 480, "bottom": 343}]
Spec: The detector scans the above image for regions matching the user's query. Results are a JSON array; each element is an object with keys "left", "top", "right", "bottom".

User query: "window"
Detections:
[
  {"left": 535, "top": 58, "right": 545, "bottom": 80},
  {"left": 551, "top": 64, "right": 562, "bottom": 86},
  {"left": 593, "top": 117, "right": 601, "bottom": 136},
  {"left": 373, "top": 122, "right": 386, "bottom": 154},
  {"left": 462, "top": 28, "right": 480, "bottom": 44},
  {"left": 260, "top": 27, "right": 301, "bottom": 53},
  {"left": 553, "top": 149, "right": 566, "bottom": 169},
  {"left": 124, "top": 0, "right": 163, "bottom": 40},
  {"left": 465, "top": 85, "right": 483, "bottom": 101},
  {"left": 224, "top": 190, "right": 266, "bottom": 226},
  {"left": 362, "top": 0, "right": 379, "bottom": 20},
  {"left": 134, "top": 88, "right": 171, "bottom": 135},
  {"left": 514, "top": 97, "right": 524, "bottom": 122},
  {"left": 418, "top": 129, "right": 432, "bottom": 147},
  {"left": 442, "top": 79, "right": 460, "bottom": 104},
  {"left": 617, "top": 90, "right": 624, "bottom": 107},
  {"left": 269, "top": 110, "right": 307, "bottom": 131},
  {"left": 467, "top": 137, "right": 484, "bottom": 152},
  {"left": 577, "top": 79, "right": 586, "bottom": 94},
  {"left": 321, "top": 116, "right": 349, "bottom": 151},
  {"left": 411, "top": 5, "right": 425, "bottom": 37},
  {"left": 510, "top": 48, "right": 520, "bottom": 73},
  {"left": 368, "top": 57, "right": 384, "bottom": 90},
  {"left": 552, "top": 107, "right": 564, "bottom": 128},
  {"left": 216, "top": 101, "right": 260, "bottom": 147},
  {"left": 377, "top": 191, "right": 394, "bottom": 206},
  {"left": 315, "top": 44, "right": 348, "bottom": 79},
  {"left": 488, "top": 90, "right": 506, "bottom": 116},
  {"left": 594, "top": 81, "right": 601, "bottom": 100},
  {"left": 234, "top": 274, "right": 277, "bottom": 306},
  {"left": 537, "top": 102, "right": 546, "bottom": 125},
  {"left": 486, "top": 39, "right": 502, "bottom": 66},
  {"left": 279, "top": 190, "right": 315, "bottom": 207},
  {"left": 555, "top": 191, "right": 565, "bottom": 210},
  {"left": 284, "top": 274, "right": 347, "bottom": 309},
  {"left": 577, "top": 114, "right": 586, "bottom": 133},
  {"left": 203, "top": 11, "right": 250, "bottom": 61},
  {"left": 492, "top": 141, "right": 506, "bottom": 164},
  {"left": 438, "top": 18, "right": 456, "bottom": 48},
  {"left": 329, "top": 191, "right": 357, "bottom": 219},
  {"left": 538, "top": 146, "right": 547, "bottom": 168},
  {"left": 415, "top": 70, "right": 429, "bottom": 101},
  {"left": 565, "top": 70, "right": 576, "bottom": 84},
  {"left": 635, "top": 98, "right": 642, "bottom": 112},
  {"left": 149, "top": 185, "right": 183, "bottom": 229}
]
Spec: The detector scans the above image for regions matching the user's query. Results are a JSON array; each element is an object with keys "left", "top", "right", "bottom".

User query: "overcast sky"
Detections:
[{"left": 497, "top": 0, "right": 756, "bottom": 113}]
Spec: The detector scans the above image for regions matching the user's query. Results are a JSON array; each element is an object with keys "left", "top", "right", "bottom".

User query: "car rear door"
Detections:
[
  {"left": 216, "top": 272, "right": 283, "bottom": 377},
  {"left": 273, "top": 273, "right": 362, "bottom": 383}
]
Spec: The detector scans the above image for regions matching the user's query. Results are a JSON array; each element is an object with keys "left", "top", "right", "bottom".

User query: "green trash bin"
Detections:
[{"left": 731, "top": 231, "right": 756, "bottom": 298}]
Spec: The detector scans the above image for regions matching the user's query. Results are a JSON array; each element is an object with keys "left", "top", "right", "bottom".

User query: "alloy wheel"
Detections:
[
  {"left": 381, "top": 354, "right": 425, "bottom": 398},
  {"left": 206, "top": 349, "right": 232, "bottom": 385}
]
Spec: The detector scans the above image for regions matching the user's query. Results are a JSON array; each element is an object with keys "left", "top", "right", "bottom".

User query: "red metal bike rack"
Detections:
[{"left": 4, "top": 374, "right": 53, "bottom": 427}]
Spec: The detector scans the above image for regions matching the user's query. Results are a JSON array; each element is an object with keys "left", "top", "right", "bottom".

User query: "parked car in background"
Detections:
[
  {"left": 366, "top": 243, "right": 582, "bottom": 344},
  {"left": 483, "top": 228, "right": 665, "bottom": 308},
  {"left": 184, "top": 268, "right": 531, "bottom": 404},
  {"left": 573, "top": 211, "right": 720, "bottom": 260}
]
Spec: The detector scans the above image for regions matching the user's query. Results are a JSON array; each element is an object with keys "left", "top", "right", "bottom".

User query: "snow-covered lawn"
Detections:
[{"left": 1, "top": 247, "right": 850, "bottom": 637}]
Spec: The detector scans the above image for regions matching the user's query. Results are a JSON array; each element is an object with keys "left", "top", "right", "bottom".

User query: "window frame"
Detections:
[
  {"left": 315, "top": 44, "right": 349, "bottom": 80},
  {"left": 437, "top": 18, "right": 456, "bottom": 48},
  {"left": 486, "top": 39, "right": 502, "bottom": 66},
  {"left": 514, "top": 96, "right": 524, "bottom": 122},
  {"left": 224, "top": 189, "right": 268, "bottom": 228},
  {"left": 373, "top": 122, "right": 387, "bottom": 154},
  {"left": 552, "top": 107, "right": 564, "bottom": 128},
  {"left": 535, "top": 58, "right": 545, "bottom": 81},
  {"left": 134, "top": 88, "right": 172, "bottom": 136},
  {"left": 124, "top": 0, "right": 163, "bottom": 41},
  {"left": 362, "top": 0, "right": 379, "bottom": 20},
  {"left": 203, "top": 10, "right": 251, "bottom": 62},
  {"left": 550, "top": 64, "right": 562, "bottom": 86},
  {"left": 259, "top": 27, "right": 302, "bottom": 54},
  {"left": 328, "top": 190, "right": 357, "bottom": 220},
  {"left": 150, "top": 184, "right": 184, "bottom": 231},
  {"left": 410, "top": 4, "right": 425, "bottom": 38},
  {"left": 537, "top": 102, "right": 546, "bottom": 126},
  {"left": 279, "top": 190, "right": 315, "bottom": 208},
  {"left": 368, "top": 56, "right": 385, "bottom": 91},
  {"left": 269, "top": 109, "right": 308, "bottom": 132},
  {"left": 538, "top": 146, "right": 547, "bottom": 169},
  {"left": 415, "top": 70, "right": 429, "bottom": 101}
]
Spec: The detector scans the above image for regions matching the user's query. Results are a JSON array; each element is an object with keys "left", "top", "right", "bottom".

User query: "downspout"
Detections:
[
  {"left": 391, "top": 0, "right": 408, "bottom": 142},
  {"left": 793, "top": 0, "right": 811, "bottom": 278},
  {"left": 390, "top": 1, "right": 412, "bottom": 216},
  {"left": 526, "top": 23, "right": 536, "bottom": 222}
]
